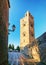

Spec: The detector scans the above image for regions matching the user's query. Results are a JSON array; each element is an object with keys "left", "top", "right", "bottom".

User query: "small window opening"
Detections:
[
  {"left": 30, "top": 24, "right": 33, "bottom": 27},
  {"left": 31, "top": 34, "right": 34, "bottom": 37},
  {"left": 23, "top": 33, "right": 25, "bottom": 36},
  {"left": 23, "top": 24, "right": 26, "bottom": 26}
]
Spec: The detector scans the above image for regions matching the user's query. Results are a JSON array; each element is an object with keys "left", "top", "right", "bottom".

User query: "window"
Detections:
[
  {"left": 30, "top": 24, "right": 33, "bottom": 27},
  {"left": 23, "top": 33, "right": 25, "bottom": 36},
  {"left": 26, "top": 12, "right": 30, "bottom": 16},
  {"left": 23, "top": 32, "right": 26, "bottom": 37},
  {"left": 31, "top": 34, "right": 34, "bottom": 37},
  {"left": 26, "top": 13, "right": 27, "bottom": 16},
  {"left": 24, "top": 34, "right": 25, "bottom": 36},
  {"left": 23, "top": 23, "right": 26, "bottom": 26}
]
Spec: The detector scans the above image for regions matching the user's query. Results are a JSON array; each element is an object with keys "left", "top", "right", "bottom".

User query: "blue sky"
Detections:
[{"left": 8, "top": 0, "right": 46, "bottom": 48}]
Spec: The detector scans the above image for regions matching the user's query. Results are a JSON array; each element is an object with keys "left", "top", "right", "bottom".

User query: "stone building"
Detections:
[
  {"left": 23, "top": 32, "right": 46, "bottom": 64},
  {"left": 20, "top": 11, "right": 34, "bottom": 50},
  {"left": 0, "top": 0, "right": 10, "bottom": 65}
]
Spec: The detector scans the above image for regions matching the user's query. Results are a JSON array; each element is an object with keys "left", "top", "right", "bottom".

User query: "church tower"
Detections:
[{"left": 20, "top": 11, "right": 34, "bottom": 50}]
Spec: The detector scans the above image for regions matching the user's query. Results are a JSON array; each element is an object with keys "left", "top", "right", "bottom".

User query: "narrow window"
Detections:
[
  {"left": 23, "top": 33, "right": 25, "bottom": 36},
  {"left": 23, "top": 24, "right": 26, "bottom": 26},
  {"left": 32, "top": 34, "right": 34, "bottom": 37},
  {"left": 30, "top": 24, "right": 33, "bottom": 27},
  {"left": 23, "top": 32, "right": 26, "bottom": 36}
]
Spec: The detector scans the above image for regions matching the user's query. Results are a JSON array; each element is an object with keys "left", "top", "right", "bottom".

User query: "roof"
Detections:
[{"left": 37, "top": 32, "right": 46, "bottom": 41}]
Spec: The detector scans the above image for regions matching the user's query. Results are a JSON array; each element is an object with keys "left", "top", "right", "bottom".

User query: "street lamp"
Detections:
[
  {"left": 8, "top": 23, "right": 16, "bottom": 34},
  {"left": 12, "top": 25, "right": 16, "bottom": 31}
]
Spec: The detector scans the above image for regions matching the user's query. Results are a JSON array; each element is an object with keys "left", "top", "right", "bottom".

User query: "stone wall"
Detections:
[
  {"left": 20, "top": 11, "right": 34, "bottom": 50},
  {"left": 0, "top": 0, "right": 9, "bottom": 64}
]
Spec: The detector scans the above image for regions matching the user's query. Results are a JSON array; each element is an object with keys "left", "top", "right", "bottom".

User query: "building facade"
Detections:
[
  {"left": 20, "top": 11, "right": 34, "bottom": 50},
  {"left": 0, "top": 0, "right": 10, "bottom": 65}
]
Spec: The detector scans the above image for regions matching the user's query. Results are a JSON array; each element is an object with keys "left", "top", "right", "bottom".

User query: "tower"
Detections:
[{"left": 20, "top": 11, "right": 34, "bottom": 50}]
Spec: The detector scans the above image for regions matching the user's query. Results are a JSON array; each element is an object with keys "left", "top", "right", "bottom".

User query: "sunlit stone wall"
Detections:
[{"left": 20, "top": 11, "right": 34, "bottom": 50}]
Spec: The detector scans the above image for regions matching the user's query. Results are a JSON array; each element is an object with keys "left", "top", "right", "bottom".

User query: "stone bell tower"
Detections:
[{"left": 20, "top": 11, "right": 34, "bottom": 50}]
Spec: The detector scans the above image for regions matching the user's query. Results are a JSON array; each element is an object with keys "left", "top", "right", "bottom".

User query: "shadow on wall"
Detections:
[
  {"left": 37, "top": 42, "right": 46, "bottom": 65},
  {"left": 23, "top": 37, "right": 46, "bottom": 65}
]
